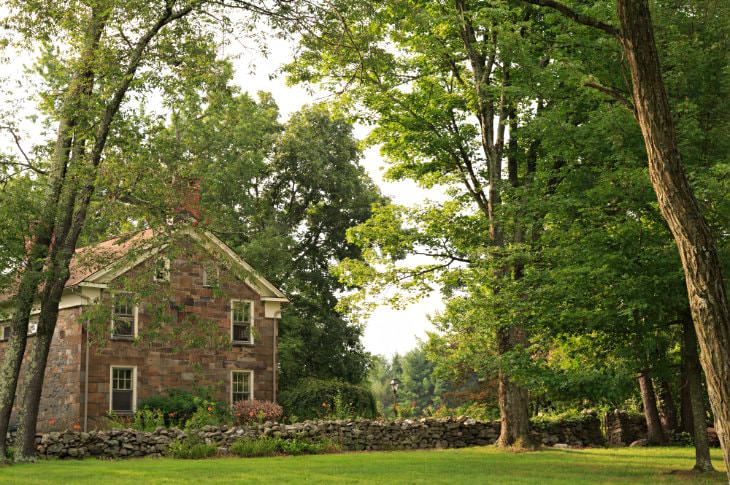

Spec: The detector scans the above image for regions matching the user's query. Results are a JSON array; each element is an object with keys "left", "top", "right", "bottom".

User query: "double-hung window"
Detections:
[
  {"left": 231, "top": 300, "right": 253, "bottom": 344},
  {"left": 110, "top": 366, "right": 136, "bottom": 413},
  {"left": 231, "top": 370, "right": 253, "bottom": 403},
  {"left": 112, "top": 293, "right": 137, "bottom": 339},
  {"left": 0, "top": 324, "right": 9, "bottom": 341}
]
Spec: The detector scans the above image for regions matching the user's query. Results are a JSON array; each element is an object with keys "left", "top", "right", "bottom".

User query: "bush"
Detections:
[
  {"left": 232, "top": 400, "right": 283, "bottom": 425},
  {"left": 230, "top": 437, "right": 281, "bottom": 457},
  {"left": 168, "top": 433, "right": 217, "bottom": 459},
  {"left": 430, "top": 402, "right": 499, "bottom": 421},
  {"left": 230, "top": 436, "right": 341, "bottom": 457},
  {"left": 139, "top": 389, "right": 198, "bottom": 427},
  {"left": 185, "top": 398, "right": 232, "bottom": 429},
  {"left": 279, "top": 378, "right": 377, "bottom": 421},
  {"left": 107, "top": 408, "right": 165, "bottom": 432}
]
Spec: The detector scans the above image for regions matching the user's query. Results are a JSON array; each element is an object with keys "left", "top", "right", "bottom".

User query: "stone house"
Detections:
[{"left": 0, "top": 227, "right": 287, "bottom": 431}]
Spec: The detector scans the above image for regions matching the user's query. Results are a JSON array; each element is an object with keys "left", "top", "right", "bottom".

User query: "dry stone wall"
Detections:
[{"left": 7, "top": 415, "right": 604, "bottom": 459}]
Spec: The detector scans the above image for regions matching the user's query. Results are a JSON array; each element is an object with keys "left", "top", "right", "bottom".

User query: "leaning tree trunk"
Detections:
[
  {"left": 616, "top": 0, "right": 730, "bottom": 477},
  {"left": 683, "top": 319, "right": 714, "bottom": 472},
  {"left": 656, "top": 378, "right": 678, "bottom": 435},
  {"left": 638, "top": 371, "right": 667, "bottom": 445},
  {"left": 10, "top": 3, "right": 196, "bottom": 460},
  {"left": 0, "top": 121, "right": 74, "bottom": 460}
]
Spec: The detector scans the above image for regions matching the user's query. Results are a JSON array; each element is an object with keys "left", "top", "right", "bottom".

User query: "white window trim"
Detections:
[
  {"left": 153, "top": 256, "right": 171, "bottom": 282},
  {"left": 230, "top": 369, "right": 254, "bottom": 404},
  {"left": 111, "top": 292, "right": 139, "bottom": 339},
  {"left": 27, "top": 316, "right": 38, "bottom": 337},
  {"left": 0, "top": 324, "right": 8, "bottom": 341},
  {"left": 203, "top": 265, "right": 220, "bottom": 288},
  {"left": 230, "top": 299, "right": 255, "bottom": 345},
  {"left": 109, "top": 365, "right": 137, "bottom": 413}
]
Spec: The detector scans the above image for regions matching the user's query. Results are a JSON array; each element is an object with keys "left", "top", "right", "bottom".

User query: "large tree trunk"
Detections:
[
  {"left": 0, "top": 111, "right": 75, "bottom": 462},
  {"left": 682, "top": 319, "right": 714, "bottom": 472},
  {"left": 496, "top": 326, "right": 533, "bottom": 448},
  {"left": 656, "top": 378, "right": 678, "bottom": 434},
  {"left": 616, "top": 0, "right": 730, "bottom": 477},
  {"left": 638, "top": 371, "right": 667, "bottom": 445}
]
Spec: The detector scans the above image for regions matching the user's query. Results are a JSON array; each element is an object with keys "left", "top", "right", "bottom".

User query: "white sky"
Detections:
[{"left": 0, "top": 25, "right": 443, "bottom": 358}]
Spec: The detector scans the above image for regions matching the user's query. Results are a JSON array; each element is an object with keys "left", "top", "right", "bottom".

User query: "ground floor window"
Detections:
[
  {"left": 110, "top": 366, "right": 136, "bottom": 413},
  {"left": 231, "top": 370, "right": 253, "bottom": 403},
  {"left": 0, "top": 324, "right": 9, "bottom": 341}
]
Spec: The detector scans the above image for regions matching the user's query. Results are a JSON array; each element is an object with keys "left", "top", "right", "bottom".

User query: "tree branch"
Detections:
[
  {"left": 584, "top": 81, "right": 636, "bottom": 117},
  {"left": 522, "top": 0, "right": 620, "bottom": 37}
]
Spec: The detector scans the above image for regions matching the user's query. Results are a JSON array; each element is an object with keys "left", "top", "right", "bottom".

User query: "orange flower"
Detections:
[
  {"left": 48, "top": 418, "right": 56, "bottom": 426},
  {"left": 207, "top": 406, "right": 214, "bottom": 412},
  {"left": 72, "top": 422, "right": 81, "bottom": 431}
]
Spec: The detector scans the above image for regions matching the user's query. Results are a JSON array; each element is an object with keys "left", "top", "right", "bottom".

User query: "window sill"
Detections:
[
  {"left": 111, "top": 410, "right": 135, "bottom": 416},
  {"left": 111, "top": 335, "right": 135, "bottom": 341},
  {"left": 232, "top": 340, "right": 254, "bottom": 347}
]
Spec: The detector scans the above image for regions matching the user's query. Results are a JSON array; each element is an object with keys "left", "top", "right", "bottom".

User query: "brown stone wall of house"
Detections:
[
  {"left": 0, "top": 307, "right": 84, "bottom": 432},
  {"left": 85, "top": 242, "right": 277, "bottom": 429}
]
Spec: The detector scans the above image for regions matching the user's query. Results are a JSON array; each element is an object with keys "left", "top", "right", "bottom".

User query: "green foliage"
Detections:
[
  {"left": 369, "top": 345, "right": 447, "bottom": 418},
  {"left": 279, "top": 378, "right": 377, "bottom": 421},
  {"left": 529, "top": 410, "right": 597, "bottom": 431},
  {"left": 168, "top": 433, "right": 217, "bottom": 460},
  {"left": 185, "top": 398, "right": 231, "bottom": 430},
  {"left": 230, "top": 436, "right": 341, "bottom": 457},
  {"left": 430, "top": 402, "right": 500, "bottom": 422},
  {"left": 106, "top": 409, "right": 165, "bottom": 432},
  {"left": 229, "top": 436, "right": 280, "bottom": 457},
  {"left": 139, "top": 389, "right": 199, "bottom": 427}
]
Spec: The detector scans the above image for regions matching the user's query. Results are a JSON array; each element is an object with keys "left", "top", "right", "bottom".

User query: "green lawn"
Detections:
[{"left": 0, "top": 447, "right": 726, "bottom": 484}]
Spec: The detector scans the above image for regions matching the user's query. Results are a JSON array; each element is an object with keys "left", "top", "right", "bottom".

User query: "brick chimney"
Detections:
[{"left": 173, "top": 177, "right": 202, "bottom": 225}]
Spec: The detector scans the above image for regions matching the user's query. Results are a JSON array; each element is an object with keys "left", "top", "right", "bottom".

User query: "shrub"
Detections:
[
  {"left": 140, "top": 389, "right": 198, "bottom": 426},
  {"left": 168, "top": 433, "right": 217, "bottom": 459},
  {"left": 107, "top": 409, "right": 165, "bottom": 432},
  {"left": 185, "top": 398, "right": 232, "bottom": 429},
  {"left": 430, "top": 402, "right": 499, "bottom": 421},
  {"left": 230, "top": 437, "right": 281, "bottom": 457},
  {"left": 230, "top": 436, "right": 341, "bottom": 457},
  {"left": 279, "top": 378, "right": 377, "bottom": 421},
  {"left": 232, "top": 400, "right": 283, "bottom": 425}
]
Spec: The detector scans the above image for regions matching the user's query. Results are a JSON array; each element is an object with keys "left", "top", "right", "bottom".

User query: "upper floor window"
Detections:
[
  {"left": 203, "top": 264, "right": 220, "bottom": 288},
  {"left": 112, "top": 293, "right": 137, "bottom": 339},
  {"left": 153, "top": 257, "right": 170, "bottom": 282},
  {"left": 231, "top": 370, "right": 253, "bottom": 403},
  {"left": 231, "top": 300, "right": 253, "bottom": 344}
]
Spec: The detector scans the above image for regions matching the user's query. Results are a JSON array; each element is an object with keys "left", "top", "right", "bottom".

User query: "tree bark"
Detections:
[
  {"left": 638, "top": 371, "right": 667, "bottom": 445},
  {"left": 496, "top": 326, "right": 533, "bottom": 448},
  {"left": 683, "top": 319, "right": 714, "bottom": 472},
  {"left": 616, "top": 1, "right": 730, "bottom": 476},
  {"left": 656, "top": 378, "right": 678, "bottom": 434}
]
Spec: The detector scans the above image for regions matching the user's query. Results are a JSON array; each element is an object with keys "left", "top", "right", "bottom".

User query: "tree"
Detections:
[
  {"left": 0, "top": 0, "right": 301, "bottom": 461},
  {"left": 522, "top": 0, "right": 730, "bottom": 476}
]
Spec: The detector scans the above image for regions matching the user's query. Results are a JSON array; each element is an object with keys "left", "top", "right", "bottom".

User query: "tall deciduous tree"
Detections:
[
  {"left": 0, "top": 0, "right": 300, "bottom": 461},
  {"left": 523, "top": 0, "right": 730, "bottom": 476}
]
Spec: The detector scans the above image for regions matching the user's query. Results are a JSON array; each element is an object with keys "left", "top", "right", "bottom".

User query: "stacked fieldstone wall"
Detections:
[
  {"left": 605, "top": 410, "right": 647, "bottom": 446},
  {"left": 6, "top": 415, "right": 604, "bottom": 460}
]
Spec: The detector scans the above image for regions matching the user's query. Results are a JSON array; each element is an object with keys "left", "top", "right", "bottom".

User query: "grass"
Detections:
[{"left": 0, "top": 446, "right": 726, "bottom": 484}]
